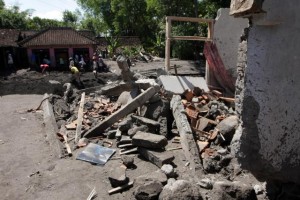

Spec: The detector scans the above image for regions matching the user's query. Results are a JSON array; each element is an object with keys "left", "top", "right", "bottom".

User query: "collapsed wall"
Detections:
[{"left": 231, "top": 0, "right": 300, "bottom": 184}]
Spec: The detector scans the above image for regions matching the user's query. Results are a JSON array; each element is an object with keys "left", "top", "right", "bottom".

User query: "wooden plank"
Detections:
[
  {"left": 165, "top": 17, "right": 171, "bottom": 71},
  {"left": 170, "top": 36, "right": 212, "bottom": 41},
  {"left": 84, "top": 87, "right": 156, "bottom": 138},
  {"left": 167, "top": 16, "right": 214, "bottom": 23},
  {"left": 75, "top": 92, "right": 85, "bottom": 143}
]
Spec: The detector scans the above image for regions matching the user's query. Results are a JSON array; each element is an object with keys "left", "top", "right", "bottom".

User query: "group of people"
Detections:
[{"left": 68, "top": 52, "right": 108, "bottom": 86}]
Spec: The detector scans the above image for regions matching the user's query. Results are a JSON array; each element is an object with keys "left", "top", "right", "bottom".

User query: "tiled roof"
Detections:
[
  {"left": 0, "top": 29, "right": 21, "bottom": 47},
  {"left": 78, "top": 30, "right": 96, "bottom": 40},
  {"left": 19, "top": 27, "right": 97, "bottom": 47}
]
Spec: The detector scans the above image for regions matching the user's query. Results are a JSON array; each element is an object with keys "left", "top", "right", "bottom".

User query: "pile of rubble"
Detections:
[{"left": 41, "top": 55, "right": 262, "bottom": 199}]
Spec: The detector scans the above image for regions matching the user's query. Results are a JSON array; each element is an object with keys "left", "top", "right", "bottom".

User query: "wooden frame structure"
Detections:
[{"left": 165, "top": 16, "right": 215, "bottom": 71}]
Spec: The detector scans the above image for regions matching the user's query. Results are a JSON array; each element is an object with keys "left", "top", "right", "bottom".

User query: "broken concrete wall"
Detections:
[
  {"left": 232, "top": 0, "right": 300, "bottom": 184},
  {"left": 214, "top": 8, "right": 248, "bottom": 81}
]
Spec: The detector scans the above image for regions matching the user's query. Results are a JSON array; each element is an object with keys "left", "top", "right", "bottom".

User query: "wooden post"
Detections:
[
  {"left": 165, "top": 17, "right": 171, "bottom": 71},
  {"left": 75, "top": 92, "right": 85, "bottom": 143}
]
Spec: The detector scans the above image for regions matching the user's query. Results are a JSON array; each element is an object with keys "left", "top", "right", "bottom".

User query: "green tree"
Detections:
[
  {"left": 63, "top": 10, "right": 78, "bottom": 28},
  {"left": 0, "top": 0, "right": 5, "bottom": 10}
]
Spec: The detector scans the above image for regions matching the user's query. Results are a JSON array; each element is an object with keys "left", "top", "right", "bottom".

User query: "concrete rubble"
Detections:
[{"left": 42, "top": 58, "right": 266, "bottom": 199}]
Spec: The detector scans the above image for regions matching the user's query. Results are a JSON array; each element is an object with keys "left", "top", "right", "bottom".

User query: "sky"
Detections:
[{"left": 4, "top": 0, "right": 82, "bottom": 21}]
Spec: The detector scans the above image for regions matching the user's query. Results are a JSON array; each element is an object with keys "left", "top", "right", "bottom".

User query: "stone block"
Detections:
[
  {"left": 138, "top": 147, "right": 174, "bottom": 168},
  {"left": 132, "top": 131, "right": 167, "bottom": 149}
]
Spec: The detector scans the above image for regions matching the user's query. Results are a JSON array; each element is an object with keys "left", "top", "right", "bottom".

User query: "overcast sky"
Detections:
[{"left": 4, "top": 0, "right": 81, "bottom": 20}]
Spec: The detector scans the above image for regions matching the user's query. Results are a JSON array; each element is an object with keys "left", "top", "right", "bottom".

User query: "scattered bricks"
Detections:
[
  {"left": 84, "top": 87, "right": 156, "bottom": 138},
  {"left": 118, "top": 117, "right": 133, "bottom": 132},
  {"left": 186, "top": 105, "right": 199, "bottom": 119},
  {"left": 132, "top": 131, "right": 167, "bottom": 149},
  {"left": 121, "top": 155, "right": 134, "bottom": 168},
  {"left": 131, "top": 115, "right": 160, "bottom": 135},
  {"left": 108, "top": 165, "right": 129, "bottom": 188},
  {"left": 181, "top": 99, "right": 188, "bottom": 106},
  {"left": 183, "top": 90, "right": 194, "bottom": 102},
  {"left": 128, "top": 125, "right": 148, "bottom": 137},
  {"left": 197, "top": 141, "right": 209, "bottom": 153},
  {"left": 138, "top": 147, "right": 175, "bottom": 168}
]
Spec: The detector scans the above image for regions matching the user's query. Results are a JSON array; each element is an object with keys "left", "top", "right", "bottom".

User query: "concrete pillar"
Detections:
[{"left": 49, "top": 48, "right": 55, "bottom": 67}]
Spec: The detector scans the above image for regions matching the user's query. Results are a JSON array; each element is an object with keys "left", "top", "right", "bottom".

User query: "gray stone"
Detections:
[
  {"left": 197, "top": 178, "right": 213, "bottom": 189},
  {"left": 135, "top": 170, "right": 168, "bottom": 185},
  {"left": 216, "top": 115, "right": 239, "bottom": 143},
  {"left": 117, "top": 88, "right": 139, "bottom": 106},
  {"left": 96, "top": 81, "right": 133, "bottom": 96},
  {"left": 131, "top": 115, "right": 160, "bottom": 135},
  {"left": 116, "top": 55, "right": 135, "bottom": 82},
  {"left": 253, "top": 184, "right": 263, "bottom": 195},
  {"left": 128, "top": 125, "right": 148, "bottom": 137},
  {"left": 107, "top": 130, "right": 117, "bottom": 139},
  {"left": 121, "top": 155, "right": 134, "bottom": 167},
  {"left": 159, "top": 180, "right": 203, "bottom": 200},
  {"left": 211, "top": 181, "right": 256, "bottom": 200},
  {"left": 134, "top": 180, "right": 163, "bottom": 200},
  {"left": 141, "top": 99, "right": 171, "bottom": 137},
  {"left": 138, "top": 147, "right": 174, "bottom": 168},
  {"left": 118, "top": 117, "right": 133, "bottom": 132},
  {"left": 132, "top": 131, "right": 167, "bottom": 149},
  {"left": 108, "top": 165, "right": 128, "bottom": 188},
  {"left": 161, "top": 164, "right": 175, "bottom": 178}
]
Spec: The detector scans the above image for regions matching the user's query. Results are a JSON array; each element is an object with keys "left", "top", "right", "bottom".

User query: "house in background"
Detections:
[
  {"left": 19, "top": 27, "right": 97, "bottom": 70},
  {"left": 0, "top": 29, "right": 30, "bottom": 74}
]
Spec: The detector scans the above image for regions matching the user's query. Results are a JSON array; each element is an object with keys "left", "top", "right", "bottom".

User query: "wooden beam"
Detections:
[
  {"left": 165, "top": 17, "right": 171, "bottom": 71},
  {"left": 170, "top": 36, "right": 213, "bottom": 41},
  {"left": 75, "top": 92, "right": 85, "bottom": 143},
  {"left": 167, "top": 16, "right": 214, "bottom": 23},
  {"left": 84, "top": 87, "right": 156, "bottom": 138}
]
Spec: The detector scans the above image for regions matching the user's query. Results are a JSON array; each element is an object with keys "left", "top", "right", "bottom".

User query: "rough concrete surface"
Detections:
[
  {"left": 233, "top": 0, "right": 300, "bottom": 184},
  {"left": 214, "top": 8, "right": 248, "bottom": 80}
]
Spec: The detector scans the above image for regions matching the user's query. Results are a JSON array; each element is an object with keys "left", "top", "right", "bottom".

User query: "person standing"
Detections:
[{"left": 7, "top": 53, "right": 15, "bottom": 73}]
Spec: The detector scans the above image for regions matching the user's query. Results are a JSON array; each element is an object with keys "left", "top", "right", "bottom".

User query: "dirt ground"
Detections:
[
  {"left": 0, "top": 59, "right": 206, "bottom": 200},
  {"left": 0, "top": 59, "right": 266, "bottom": 200}
]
